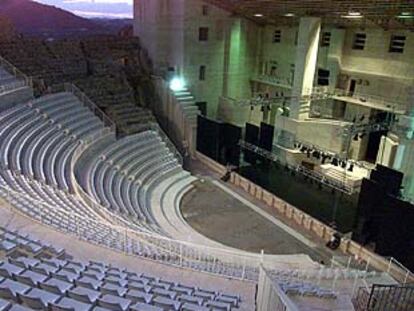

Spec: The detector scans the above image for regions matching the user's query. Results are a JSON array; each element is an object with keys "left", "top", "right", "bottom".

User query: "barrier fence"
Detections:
[
  {"left": 196, "top": 151, "right": 414, "bottom": 285},
  {"left": 331, "top": 88, "right": 408, "bottom": 113},
  {"left": 0, "top": 56, "right": 32, "bottom": 95},
  {"left": 1, "top": 73, "right": 412, "bottom": 289},
  {"left": 257, "top": 266, "right": 300, "bottom": 311},
  {"left": 136, "top": 122, "right": 184, "bottom": 166},
  {"left": 63, "top": 83, "right": 116, "bottom": 132}
]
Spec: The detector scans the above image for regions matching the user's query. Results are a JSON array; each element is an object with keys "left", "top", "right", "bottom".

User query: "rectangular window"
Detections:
[
  {"left": 199, "top": 65, "right": 206, "bottom": 81},
  {"left": 202, "top": 5, "right": 209, "bottom": 16},
  {"left": 389, "top": 35, "right": 406, "bottom": 53},
  {"left": 199, "top": 27, "right": 209, "bottom": 41},
  {"left": 273, "top": 30, "right": 281, "bottom": 43},
  {"left": 294, "top": 30, "right": 298, "bottom": 46},
  {"left": 289, "top": 64, "right": 295, "bottom": 85},
  {"left": 317, "top": 69, "right": 330, "bottom": 86},
  {"left": 321, "top": 32, "right": 331, "bottom": 47},
  {"left": 352, "top": 33, "right": 366, "bottom": 50}
]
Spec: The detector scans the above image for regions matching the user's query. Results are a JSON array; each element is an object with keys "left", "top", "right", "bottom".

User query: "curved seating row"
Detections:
[
  {"left": 0, "top": 227, "right": 242, "bottom": 311},
  {"left": 0, "top": 92, "right": 103, "bottom": 194},
  {"left": 0, "top": 91, "right": 261, "bottom": 281},
  {"left": 75, "top": 132, "right": 188, "bottom": 236}
]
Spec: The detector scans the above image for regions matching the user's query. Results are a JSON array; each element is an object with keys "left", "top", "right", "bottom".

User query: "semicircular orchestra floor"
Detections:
[{"left": 181, "top": 178, "right": 334, "bottom": 263}]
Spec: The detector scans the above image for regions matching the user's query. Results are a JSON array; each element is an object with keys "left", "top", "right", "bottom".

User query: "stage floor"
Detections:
[{"left": 181, "top": 178, "right": 334, "bottom": 263}]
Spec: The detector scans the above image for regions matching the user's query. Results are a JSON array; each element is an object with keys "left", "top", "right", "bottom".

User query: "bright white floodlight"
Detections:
[{"left": 169, "top": 77, "right": 185, "bottom": 91}]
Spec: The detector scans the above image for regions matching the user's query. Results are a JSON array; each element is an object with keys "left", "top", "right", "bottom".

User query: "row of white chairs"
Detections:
[
  {"left": 0, "top": 90, "right": 259, "bottom": 281},
  {"left": 0, "top": 227, "right": 242, "bottom": 311}
]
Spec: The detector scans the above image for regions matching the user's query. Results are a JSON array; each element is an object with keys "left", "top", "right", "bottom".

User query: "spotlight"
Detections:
[
  {"left": 254, "top": 13, "right": 264, "bottom": 17},
  {"left": 169, "top": 77, "right": 185, "bottom": 91},
  {"left": 398, "top": 12, "right": 414, "bottom": 19},
  {"left": 341, "top": 11, "right": 363, "bottom": 19}
]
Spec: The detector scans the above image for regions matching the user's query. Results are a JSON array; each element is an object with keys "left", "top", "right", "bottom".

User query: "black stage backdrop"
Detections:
[
  {"left": 197, "top": 115, "right": 220, "bottom": 160},
  {"left": 221, "top": 123, "right": 241, "bottom": 166},
  {"left": 197, "top": 115, "right": 241, "bottom": 166},
  {"left": 259, "top": 122, "right": 274, "bottom": 151},
  {"left": 244, "top": 123, "right": 260, "bottom": 164},
  {"left": 353, "top": 166, "right": 414, "bottom": 270}
]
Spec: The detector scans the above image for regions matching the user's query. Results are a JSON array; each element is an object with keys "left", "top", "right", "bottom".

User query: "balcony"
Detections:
[{"left": 251, "top": 74, "right": 293, "bottom": 90}]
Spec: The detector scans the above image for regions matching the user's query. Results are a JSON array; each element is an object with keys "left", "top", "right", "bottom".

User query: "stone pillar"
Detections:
[
  {"left": 223, "top": 18, "right": 257, "bottom": 100},
  {"left": 327, "top": 28, "right": 346, "bottom": 91},
  {"left": 290, "top": 17, "right": 321, "bottom": 120}
]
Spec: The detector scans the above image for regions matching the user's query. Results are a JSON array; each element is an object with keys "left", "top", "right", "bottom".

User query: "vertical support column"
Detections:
[
  {"left": 391, "top": 88, "right": 414, "bottom": 202},
  {"left": 222, "top": 18, "right": 257, "bottom": 100},
  {"left": 327, "top": 28, "right": 346, "bottom": 91},
  {"left": 290, "top": 17, "right": 321, "bottom": 120}
]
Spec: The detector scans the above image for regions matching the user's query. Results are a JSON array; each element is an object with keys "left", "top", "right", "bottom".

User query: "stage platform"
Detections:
[{"left": 181, "top": 177, "right": 336, "bottom": 263}]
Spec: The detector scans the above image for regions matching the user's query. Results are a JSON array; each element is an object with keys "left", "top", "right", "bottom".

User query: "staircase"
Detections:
[
  {"left": 170, "top": 88, "right": 200, "bottom": 158},
  {"left": 172, "top": 88, "right": 200, "bottom": 122}
]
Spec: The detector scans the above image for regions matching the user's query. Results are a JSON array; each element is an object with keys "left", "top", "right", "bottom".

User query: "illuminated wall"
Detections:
[{"left": 134, "top": 0, "right": 260, "bottom": 117}]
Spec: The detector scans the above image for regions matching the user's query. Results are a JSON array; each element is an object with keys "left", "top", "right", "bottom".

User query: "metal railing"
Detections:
[
  {"left": 0, "top": 55, "right": 32, "bottom": 94},
  {"left": 331, "top": 88, "right": 408, "bottom": 114},
  {"left": 257, "top": 266, "right": 300, "bottom": 311},
  {"left": 386, "top": 257, "right": 414, "bottom": 285},
  {"left": 238, "top": 140, "right": 354, "bottom": 194},
  {"left": 62, "top": 83, "right": 116, "bottom": 132},
  {"left": 65, "top": 121, "right": 260, "bottom": 280},
  {"left": 148, "top": 122, "right": 183, "bottom": 165},
  {"left": 0, "top": 171, "right": 262, "bottom": 281},
  {"left": 253, "top": 74, "right": 293, "bottom": 89},
  {"left": 353, "top": 283, "right": 414, "bottom": 311}
]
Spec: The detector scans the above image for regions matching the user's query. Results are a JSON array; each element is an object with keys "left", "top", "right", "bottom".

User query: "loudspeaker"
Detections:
[
  {"left": 244, "top": 123, "right": 260, "bottom": 164},
  {"left": 259, "top": 122, "right": 274, "bottom": 151},
  {"left": 196, "top": 115, "right": 221, "bottom": 161},
  {"left": 220, "top": 123, "right": 241, "bottom": 166}
]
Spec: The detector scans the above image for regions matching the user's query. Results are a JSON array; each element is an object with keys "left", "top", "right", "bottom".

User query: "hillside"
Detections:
[
  {"left": 34, "top": 0, "right": 133, "bottom": 19},
  {"left": 0, "top": 0, "right": 104, "bottom": 37}
]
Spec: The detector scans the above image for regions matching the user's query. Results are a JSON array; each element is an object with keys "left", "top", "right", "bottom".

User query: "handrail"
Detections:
[
  {"left": 330, "top": 88, "right": 408, "bottom": 113},
  {"left": 62, "top": 83, "right": 116, "bottom": 132},
  {"left": 238, "top": 139, "right": 354, "bottom": 194},
  {"left": 252, "top": 74, "right": 293, "bottom": 89},
  {"left": 0, "top": 173, "right": 262, "bottom": 281},
  {"left": 148, "top": 122, "right": 183, "bottom": 165},
  {"left": 0, "top": 55, "right": 30, "bottom": 82},
  {"left": 0, "top": 55, "right": 32, "bottom": 94},
  {"left": 386, "top": 257, "right": 414, "bottom": 284},
  {"left": 259, "top": 266, "right": 301, "bottom": 311},
  {"left": 0, "top": 80, "right": 28, "bottom": 95}
]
